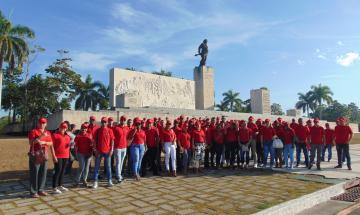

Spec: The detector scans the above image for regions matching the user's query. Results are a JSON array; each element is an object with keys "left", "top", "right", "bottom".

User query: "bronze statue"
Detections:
[{"left": 195, "top": 39, "right": 208, "bottom": 67}]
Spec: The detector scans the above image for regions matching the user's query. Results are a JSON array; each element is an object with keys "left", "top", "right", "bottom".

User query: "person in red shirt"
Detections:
[
  {"left": 192, "top": 121, "right": 206, "bottom": 173},
  {"left": 213, "top": 122, "right": 226, "bottom": 168},
  {"left": 282, "top": 122, "right": 295, "bottom": 168},
  {"left": 247, "top": 116, "right": 259, "bottom": 168},
  {"left": 239, "top": 120, "right": 252, "bottom": 169},
  {"left": 113, "top": 115, "right": 128, "bottom": 183},
  {"left": 322, "top": 123, "right": 334, "bottom": 162},
  {"left": 127, "top": 117, "right": 146, "bottom": 180},
  {"left": 178, "top": 124, "right": 192, "bottom": 175},
  {"left": 295, "top": 118, "right": 310, "bottom": 167},
  {"left": 290, "top": 119, "right": 298, "bottom": 130},
  {"left": 255, "top": 119, "right": 264, "bottom": 165},
  {"left": 308, "top": 118, "right": 324, "bottom": 170},
  {"left": 51, "top": 122, "right": 71, "bottom": 194},
  {"left": 208, "top": 117, "right": 217, "bottom": 168},
  {"left": 225, "top": 121, "right": 239, "bottom": 169},
  {"left": 160, "top": 120, "right": 177, "bottom": 176},
  {"left": 87, "top": 116, "right": 100, "bottom": 137},
  {"left": 173, "top": 120, "right": 183, "bottom": 172},
  {"left": 28, "top": 117, "right": 55, "bottom": 198},
  {"left": 260, "top": 119, "right": 277, "bottom": 168},
  {"left": 334, "top": 117, "right": 353, "bottom": 170},
  {"left": 272, "top": 121, "right": 284, "bottom": 168},
  {"left": 142, "top": 119, "right": 160, "bottom": 176},
  {"left": 74, "top": 123, "right": 93, "bottom": 187},
  {"left": 92, "top": 117, "right": 115, "bottom": 188},
  {"left": 107, "top": 117, "right": 116, "bottom": 175}
]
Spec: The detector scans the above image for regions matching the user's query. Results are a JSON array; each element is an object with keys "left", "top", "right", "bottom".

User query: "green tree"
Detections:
[
  {"left": 222, "top": 90, "right": 242, "bottom": 112},
  {"left": 0, "top": 11, "right": 35, "bottom": 73},
  {"left": 152, "top": 69, "right": 172, "bottom": 77},
  {"left": 348, "top": 103, "right": 360, "bottom": 123},
  {"left": 215, "top": 100, "right": 229, "bottom": 111},
  {"left": 313, "top": 100, "right": 350, "bottom": 122},
  {"left": 296, "top": 92, "right": 315, "bottom": 117},
  {"left": 75, "top": 75, "right": 101, "bottom": 111},
  {"left": 309, "top": 84, "right": 333, "bottom": 119},
  {"left": 96, "top": 83, "right": 110, "bottom": 110},
  {"left": 271, "top": 103, "right": 284, "bottom": 115}
]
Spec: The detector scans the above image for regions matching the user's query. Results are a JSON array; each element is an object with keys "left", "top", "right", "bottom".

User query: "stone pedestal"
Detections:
[
  {"left": 116, "top": 91, "right": 142, "bottom": 108},
  {"left": 194, "top": 66, "right": 214, "bottom": 110},
  {"left": 250, "top": 88, "right": 271, "bottom": 114}
]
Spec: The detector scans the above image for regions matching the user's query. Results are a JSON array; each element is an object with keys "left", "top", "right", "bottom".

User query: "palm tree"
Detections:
[
  {"left": 222, "top": 90, "right": 242, "bottom": 112},
  {"left": 75, "top": 75, "right": 101, "bottom": 111},
  {"left": 296, "top": 92, "right": 315, "bottom": 117},
  {"left": 0, "top": 11, "right": 35, "bottom": 73},
  {"left": 309, "top": 84, "right": 333, "bottom": 119},
  {"left": 95, "top": 83, "right": 110, "bottom": 110},
  {"left": 215, "top": 100, "right": 229, "bottom": 111}
]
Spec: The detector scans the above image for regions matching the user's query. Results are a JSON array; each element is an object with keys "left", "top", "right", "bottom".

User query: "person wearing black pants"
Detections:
[
  {"left": 334, "top": 118, "right": 353, "bottom": 170},
  {"left": 51, "top": 122, "right": 71, "bottom": 194}
]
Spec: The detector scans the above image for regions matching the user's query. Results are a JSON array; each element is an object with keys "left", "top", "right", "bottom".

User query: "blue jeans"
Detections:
[
  {"left": 283, "top": 144, "right": 294, "bottom": 167},
  {"left": 182, "top": 149, "right": 192, "bottom": 169},
  {"left": 114, "top": 148, "right": 127, "bottom": 181},
  {"left": 93, "top": 152, "right": 112, "bottom": 182},
  {"left": 130, "top": 144, "right": 145, "bottom": 176},
  {"left": 76, "top": 153, "right": 92, "bottom": 183},
  {"left": 321, "top": 144, "right": 332, "bottom": 161},
  {"left": 263, "top": 140, "right": 274, "bottom": 167},
  {"left": 296, "top": 143, "right": 309, "bottom": 166}
]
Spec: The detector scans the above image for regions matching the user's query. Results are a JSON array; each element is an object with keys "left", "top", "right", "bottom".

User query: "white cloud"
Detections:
[
  {"left": 71, "top": 52, "right": 115, "bottom": 71},
  {"left": 337, "top": 41, "right": 344, "bottom": 46},
  {"left": 317, "top": 54, "right": 327, "bottom": 60},
  {"left": 315, "top": 49, "right": 327, "bottom": 60},
  {"left": 336, "top": 52, "right": 360, "bottom": 67},
  {"left": 297, "top": 59, "right": 305, "bottom": 65}
]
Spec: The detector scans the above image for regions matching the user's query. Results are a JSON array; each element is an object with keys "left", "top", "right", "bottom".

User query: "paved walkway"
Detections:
[
  {"left": 275, "top": 144, "right": 360, "bottom": 180},
  {"left": 0, "top": 170, "right": 328, "bottom": 215}
]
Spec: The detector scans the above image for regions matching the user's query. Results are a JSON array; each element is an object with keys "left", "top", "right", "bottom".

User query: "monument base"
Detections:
[{"left": 194, "top": 66, "right": 215, "bottom": 110}]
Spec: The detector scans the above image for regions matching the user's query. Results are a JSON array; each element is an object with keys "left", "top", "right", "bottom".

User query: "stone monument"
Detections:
[
  {"left": 194, "top": 66, "right": 215, "bottom": 110},
  {"left": 250, "top": 88, "right": 271, "bottom": 114},
  {"left": 286, "top": 109, "right": 301, "bottom": 117}
]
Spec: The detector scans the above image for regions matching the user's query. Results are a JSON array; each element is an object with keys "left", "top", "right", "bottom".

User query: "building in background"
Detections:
[{"left": 250, "top": 88, "right": 271, "bottom": 114}]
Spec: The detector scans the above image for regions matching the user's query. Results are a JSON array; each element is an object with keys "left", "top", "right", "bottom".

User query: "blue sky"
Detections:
[{"left": 1, "top": 0, "right": 360, "bottom": 116}]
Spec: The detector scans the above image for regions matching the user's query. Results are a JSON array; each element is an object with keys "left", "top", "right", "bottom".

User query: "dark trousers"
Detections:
[
  {"left": 215, "top": 143, "right": 225, "bottom": 167},
  {"left": 310, "top": 144, "right": 322, "bottom": 166},
  {"left": 228, "top": 142, "right": 240, "bottom": 167},
  {"left": 240, "top": 144, "right": 250, "bottom": 164},
  {"left": 176, "top": 145, "right": 182, "bottom": 171},
  {"left": 275, "top": 148, "right": 283, "bottom": 167},
  {"left": 225, "top": 142, "right": 231, "bottom": 163},
  {"left": 157, "top": 145, "right": 162, "bottom": 172},
  {"left": 296, "top": 143, "right": 309, "bottom": 166},
  {"left": 210, "top": 143, "right": 216, "bottom": 168},
  {"left": 336, "top": 144, "right": 351, "bottom": 167},
  {"left": 204, "top": 147, "right": 210, "bottom": 168},
  {"left": 141, "top": 147, "right": 159, "bottom": 176},
  {"left": 322, "top": 144, "right": 332, "bottom": 161},
  {"left": 52, "top": 158, "right": 68, "bottom": 188},
  {"left": 29, "top": 158, "right": 48, "bottom": 195},
  {"left": 256, "top": 141, "right": 263, "bottom": 164}
]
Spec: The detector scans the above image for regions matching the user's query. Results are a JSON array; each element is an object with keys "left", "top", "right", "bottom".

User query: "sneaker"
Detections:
[
  {"left": 58, "top": 186, "right": 69, "bottom": 192},
  {"left": 308, "top": 164, "right": 313, "bottom": 170},
  {"left": 31, "top": 193, "right": 40, "bottom": 198},
  {"left": 92, "top": 182, "right": 98, "bottom": 189},
  {"left": 108, "top": 181, "right": 114, "bottom": 187},
  {"left": 334, "top": 165, "right": 342, "bottom": 168},
  {"left": 348, "top": 166, "right": 352, "bottom": 171},
  {"left": 53, "top": 188, "right": 62, "bottom": 194},
  {"left": 254, "top": 163, "right": 258, "bottom": 168},
  {"left": 38, "top": 191, "right": 48, "bottom": 196}
]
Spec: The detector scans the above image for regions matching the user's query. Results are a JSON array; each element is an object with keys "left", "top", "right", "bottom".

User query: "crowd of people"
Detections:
[{"left": 27, "top": 114, "right": 354, "bottom": 198}]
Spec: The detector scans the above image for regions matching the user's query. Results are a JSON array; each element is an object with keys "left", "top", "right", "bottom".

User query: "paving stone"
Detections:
[
  {"left": 159, "top": 204, "right": 175, "bottom": 211},
  {"left": 25, "top": 209, "right": 55, "bottom": 215},
  {"left": 57, "top": 207, "right": 75, "bottom": 214},
  {"left": 131, "top": 200, "right": 149, "bottom": 207},
  {"left": 0, "top": 203, "right": 15, "bottom": 210},
  {"left": 114, "top": 205, "right": 138, "bottom": 213},
  {"left": 33, "top": 204, "right": 50, "bottom": 210},
  {"left": 177, "top": 208, "right": 194, "bottom": 215},
  {"left": 3, "top": 206, "right": 34, "bottom": 215},
  {"left": 136, "top": 206, "right": 157, "bottom": 213}
]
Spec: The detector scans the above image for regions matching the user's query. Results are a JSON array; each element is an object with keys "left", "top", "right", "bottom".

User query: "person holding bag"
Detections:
[
  {"left": 51, "top": 122, "right": 71, "bottom": 194},
  {"left": 28, "top": 117, "right": 56, "bottom": 198}
]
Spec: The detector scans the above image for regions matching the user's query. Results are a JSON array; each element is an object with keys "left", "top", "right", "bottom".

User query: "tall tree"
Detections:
[
  {"left": 75, "top": 75, "right": 100, "bottom": 111},
  {"left": 309, "top": 84, "right": 333, "bottom": 119},
  {"left": 0, "top": 11, "right": 35, "bottom": 73},
  {"left": 271, "top": 103, "right": 284, "bottom": 115},
  {"left": 215, "top": 100, "right": 229, "bottom": 111},
  {"left": 222, "top": 90, "right": 242, "bottom": 112},
  {"left": 96, "top": 83, "right": 110, "bottom": 110},
  {"left": 296, "top": 92, "right": 315, "bottom": 117}
]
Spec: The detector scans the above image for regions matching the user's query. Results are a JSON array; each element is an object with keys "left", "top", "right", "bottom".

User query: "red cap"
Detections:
[
  {"left": 339, "top": 117, "right": 346, "bottom": 122},
  {"left": 90, "top": 116, "right": 96, "bottom": 121},
  {"left": 60, "top": 122, "right": 68, "bottom": 129},
  {"left": 248, "top": 116, "right": 254, "bottom": 121},
  {"left": 146, "top": 119, "right": 153, "bottom": 124},
  {"left": 134, "top": 117, "right": 141, "bottom": 124},
  {"left": 265, "top": 119, "right": 270, "bottom": 123},
  {"left": 277, "top": 117, "right": 283, "bottom": 122},
  {"left": 101, "top": 117, "right": 108, "bottom": 123},
  {"left": 81, "top": 123, "right": 88, "bottom": 129},
  {"left": 283, "top": 122, "right": 289, "bottom": 126},
  {"left": 108, "top": 117, "right": 114, "bottom": 122},
  {"left": 256, "top": 118, "right": 262, "bottom": 122},
  {"left": 240, "top": 120, "right": 246, "bottom": 124},
  {"left": 38, "top": 117, "right": 47, "bottom": 124},
  {"left": 179, "top": 115, "right": 185, "bottom": 119},
  {"left": 306, "top": 119, "right": 312, "bottom": 124},
  {"left": 120, "top": 115, "right": 127, "bottom": 121}
]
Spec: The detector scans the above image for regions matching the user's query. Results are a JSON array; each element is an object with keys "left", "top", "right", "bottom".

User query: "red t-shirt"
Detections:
[
  {"left": 75, "top": 132, "right": 93, "bottom": 155},
  {"left": 160, "top": 129, "right": 176, "bottom": 142},
  {"left": 145, "top": 127, "right": 159, "bottom": 147},
  {"left": 95, "top": 127, "right": 115, "bottom": 153},
  {"left": 128, "top": 129, "right": 146, "bottom": 145},
  {"left": 295, "top": 125, "right": 310, "bottom": 143},
  {"left": 52, "top": 132, "right": 71, "bottom": 158},
  {"left": 334, "top": 125, "right": 353, "bottom": 144},
  {"left": 256, "top": 125, "right": 264, "bottom": 143},
  {"left": 213, "top": 128, "right": 225, "bottom": 144},
  {"left": 247, "top": 122, "right": 258, "bottom": 138},
  {"left": 28, "top": 128, "right": 52, "bottom": 152},
  {"left": 87, "top": 124, "right": 100, "bottom": 137},
  {"left": 282, "top": 128, "right": 295, "bottom": 144},
  {"left": 324, "top": 129, "right": 334, "bottom": 144},
  {"left": 290, "top": 122, "right": 298, "bottom": 131},
  {"left": 113, "top": 126, "right": 128, "bottom": 149},
  {"left": 178, "top": 132, "right": 191, "bottom": 149},
  {"left": 261, "top": 126, "right": 276, "bottom": 142},
  {"left": 173, "top": 126, "right": 182, "bottom": 139},
  {"left": 192, "top": 129, "right": 206, "bottom": 143},
  {"left": 310, "top": 126, "right": 324, "bottom": 144},
  {"left": 206, "top": 125, "right": 215, "bottom": 144},
  {"left": 275, "top": 126, "right": 284, "bottom": 139},
  {"left": 239, "top": 127, "right": 252, "bottom": 143},
  {"left": 226, "top": 128, "right": 238, "bottom": 142}
]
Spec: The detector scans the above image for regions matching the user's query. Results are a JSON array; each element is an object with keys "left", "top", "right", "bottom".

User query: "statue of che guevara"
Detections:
[{"left": 195, "top": 39, "right": 208, "bottom": 67}]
